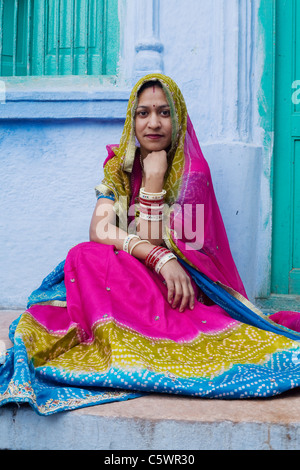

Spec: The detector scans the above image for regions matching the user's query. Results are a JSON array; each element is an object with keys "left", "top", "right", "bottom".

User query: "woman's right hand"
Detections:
[
  {"left": 143, "top": 150, "right": 168, "bottom": 181},
  {"left": 159, "top": 258, "right": 195, "bottom": 313}
]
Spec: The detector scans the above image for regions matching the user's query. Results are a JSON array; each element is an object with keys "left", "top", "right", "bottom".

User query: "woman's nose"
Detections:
[{"left": 148, "top": 112, "right": 161, "bottom": 128}]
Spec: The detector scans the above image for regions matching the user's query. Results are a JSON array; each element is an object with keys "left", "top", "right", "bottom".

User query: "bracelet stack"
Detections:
[
  {"left": 145, "top": 245, "right": 177, "bottom": 274},
  {"left": 123, "top": 235, "right": 176, "bottom": 273},
  {"left": 139, "top": 187, "right": 166, "bottom": 221},
  {"left": 123, "top": 188, "right": 175, "bottom": 272}
]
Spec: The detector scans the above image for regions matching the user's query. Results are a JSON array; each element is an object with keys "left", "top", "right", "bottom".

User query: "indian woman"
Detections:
[{"left": 1, "top": 74, "right": 300, "bottom": 415}]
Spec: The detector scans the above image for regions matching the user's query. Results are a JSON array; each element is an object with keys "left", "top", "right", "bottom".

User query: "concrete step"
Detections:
[{"left": 1, "top": 310, "right": 300, "bottom": 450}]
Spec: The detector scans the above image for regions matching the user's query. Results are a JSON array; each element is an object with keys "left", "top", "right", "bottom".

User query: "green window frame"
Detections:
[{"left": 0, "top": 0, "right": 119, "bottom": 77}]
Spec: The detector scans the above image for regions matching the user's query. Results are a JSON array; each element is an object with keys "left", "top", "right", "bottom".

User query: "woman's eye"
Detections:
[
  {"left": 161, "top": 110, "right": 170, "bottom": 117},
  {"left": 137, "top": 111, "right": 148, "bottom": 117}
]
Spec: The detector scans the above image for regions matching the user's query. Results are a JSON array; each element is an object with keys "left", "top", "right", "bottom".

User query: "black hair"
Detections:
[{"left": 137, "top": 80, "right": 163, "bottom": 96}]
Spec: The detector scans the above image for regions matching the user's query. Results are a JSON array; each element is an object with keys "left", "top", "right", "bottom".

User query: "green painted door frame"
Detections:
[
  {"left": 256, "top": 0, "right": 300, "bottom": 311},
  {"left": 272, "top": 0, "right": 300, "bottom": 295}
]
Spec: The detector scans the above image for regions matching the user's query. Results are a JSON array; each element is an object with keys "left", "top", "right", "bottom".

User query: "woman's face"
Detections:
[{"left": 135, "top": 85, "right": 172, "bottom": 157}]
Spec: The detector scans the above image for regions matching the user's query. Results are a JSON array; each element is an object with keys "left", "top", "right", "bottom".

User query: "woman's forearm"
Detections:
[
  {"left": 90, "top": 175, "right": 166, "bottom": 256},
  {"left": 90, "top": 219, "right": 129, "bottom": 251},
  {"left": 90, "top": 220, "right": 155, "bottom": 259}
]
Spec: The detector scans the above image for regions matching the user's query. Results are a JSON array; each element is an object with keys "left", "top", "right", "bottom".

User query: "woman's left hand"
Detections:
[{"left": 159, "top": 259, "right": 195, "bottom": 312}]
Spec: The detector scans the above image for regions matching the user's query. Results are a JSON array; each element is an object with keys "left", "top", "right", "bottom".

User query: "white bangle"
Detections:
[
  {"left": 139, "top": 212, "right": 163, "bottom": 221},
  {"left": 140, "top": 187, "right": 166, "bottom": 195},
  {"left": 139, "top": 187, "right": 166, "bottom": 201},
  {"left": 129, "top": 239, "right": 151, "bottom": 255},
  {"left": 123, "top": 234, "right": 140, "bottom": 253},
  {"left": 155, "top": 252, "right": 177, "bottom": 274}
]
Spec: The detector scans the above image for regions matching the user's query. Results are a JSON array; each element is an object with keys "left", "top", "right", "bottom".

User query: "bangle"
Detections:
[
  {"left": 145, "top": 246, "right": 170, "bottom": 270},
  {"left": 140, "top": 187, "right": 166, "bottom": 195},
  {"left": 155, "top": 252, "right": 177, "bottom": 274},
  {"left": 139, "top": 187, "right": 166, "bottom": 201},
  {"left": 139, "top": 201, "right": 164, "bottom": 218},
  {"left": 129, "top": 239, "right": 151, "bottom": 255},
  {"left": 139, "top": 196, "right": 165, "bottom": 206},
  {"left": 139, "top": 202, "right": 165, "bottom": 211},
  {"left": 123, "top": 234, "right": 140, "bottom": 253},
  {"left": 139, "top": 212, "right": 163, "bottom": 221},
  {"left": 145, "top": 246, "right": 164, "bottom": 269},
  {"left": 152, "top": 247, "right": 171, "bottom": 267}
]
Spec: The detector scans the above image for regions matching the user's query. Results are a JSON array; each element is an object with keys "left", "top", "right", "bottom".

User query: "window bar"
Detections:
[
  {"left": 0, "top": 0, "right": 4, "bottom": 75},
  {"left": 13, "top": 0, "right": 18, "bottom": 76},
  {"left": 42, "top": 0, "right": 46, "bottom": 75},
  {"left": 70, "top": 0, "right": 75, "bottom": 74},
  {"left": 56, "top": 0, "right": 61, "bottom": 74},
  {"left": 85, "top": 0, "right": 90, "bottom": 74},
  {"left": 102, "top": 0, "right": 107, "bottom": 75},
  {"left": 26, "top": 0, "right": 31, "bottom": 75}
]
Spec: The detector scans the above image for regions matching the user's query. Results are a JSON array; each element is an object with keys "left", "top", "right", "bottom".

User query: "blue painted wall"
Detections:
[{"left": 0, "top": 0, "right": 270, "bottom": 308}]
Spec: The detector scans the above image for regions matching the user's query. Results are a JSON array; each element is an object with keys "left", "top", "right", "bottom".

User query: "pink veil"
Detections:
[
  {"left": 120, "top": 113, "right": 247, "bottom": 300},
  {"left": 174, "top": 115, "right": 247, "bottom": 297}
]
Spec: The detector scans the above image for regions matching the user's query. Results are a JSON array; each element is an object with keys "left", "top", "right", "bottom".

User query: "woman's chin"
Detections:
[{"left": 140, "top": 144, "right": 170, "bottom": 154}]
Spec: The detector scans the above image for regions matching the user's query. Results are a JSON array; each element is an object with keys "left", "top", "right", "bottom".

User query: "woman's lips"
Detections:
[{"left": 145, "top": 134, "right": 163, "bottom": 140}]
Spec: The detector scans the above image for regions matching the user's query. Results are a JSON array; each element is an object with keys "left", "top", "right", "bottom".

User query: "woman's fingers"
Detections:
[
  {"left": 167, "top": 280, "right": 175, "bottom": 304},
  {"left": 171, "top": 280, "right": 183, "bottom": 310},
  {"left": 177, "top": 278, "right": 195, "bottom": 312},
  {"left": 161, "top": 260, "right": 195, "bottom": 312},
  {"left": 167, "top": 277, "right": 195, "bottom": 312}
]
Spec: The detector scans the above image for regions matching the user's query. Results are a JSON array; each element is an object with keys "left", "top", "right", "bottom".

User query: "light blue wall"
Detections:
[
  {"left": 0, "top": 0, "right": 269, "bottom": 308},
  {"left": 0, "top": 118, "right": 124, "bottom": 306}
]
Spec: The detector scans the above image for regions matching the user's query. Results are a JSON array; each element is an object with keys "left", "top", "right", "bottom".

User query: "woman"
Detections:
[
  {"left": 1, "top": 74, "right": 300, "bottom": 416},
  {"left": 90, "top": 79, "right": 196, "bottom": 313}
]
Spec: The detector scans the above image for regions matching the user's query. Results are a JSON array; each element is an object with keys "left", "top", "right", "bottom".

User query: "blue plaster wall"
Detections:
[
  {"left": 0, "top": 119, "right": 123, "bottom": 306},
  {"left": 0, "top": 0, "right": 268, "bottom": 308}
]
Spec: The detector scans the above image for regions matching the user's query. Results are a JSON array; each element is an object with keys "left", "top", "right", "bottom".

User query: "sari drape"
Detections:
[{"left": 1, "top": 74, "right": 300, "bottom": 415}]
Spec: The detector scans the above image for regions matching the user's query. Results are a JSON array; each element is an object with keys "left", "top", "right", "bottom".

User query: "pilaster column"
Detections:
[
  {"left": 211, "top": 0, "right": 255, "bottom": 142},
  {"left": 133, "top": 0, "right": 164, "bottom": 82}
]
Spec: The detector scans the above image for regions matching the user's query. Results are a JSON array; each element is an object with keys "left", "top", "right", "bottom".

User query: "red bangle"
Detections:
[
  {"left": 139, "top": 205, "right": 164, "bottom": 216},
  {"left": 151, "top": 248, "right": 171, "bottom": 270},
  {"left": 145, "top": 246, "right": 170, "bottom": 270},
  {"left": 139, "top": 196, "right": 165, "bottom": 206},
  {"left": 145, "top": 246, "right": 162, "bottom": 268}
]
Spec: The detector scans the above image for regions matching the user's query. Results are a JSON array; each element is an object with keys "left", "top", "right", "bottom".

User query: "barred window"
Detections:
[{"left": 0, "top": 0, "right": 119, "bottom": 76}]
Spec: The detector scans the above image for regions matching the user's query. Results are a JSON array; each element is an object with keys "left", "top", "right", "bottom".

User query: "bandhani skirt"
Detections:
[{"left": 1, "top": 242, "right": 300, "bottom": 415}]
